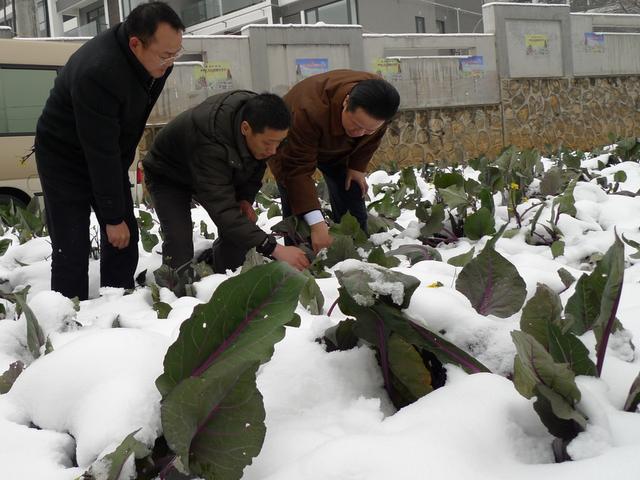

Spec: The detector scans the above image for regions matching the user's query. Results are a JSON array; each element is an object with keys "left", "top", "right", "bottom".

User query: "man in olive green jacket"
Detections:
[{"left": 143, "top": 91, "right": 309, "bottom": 273}]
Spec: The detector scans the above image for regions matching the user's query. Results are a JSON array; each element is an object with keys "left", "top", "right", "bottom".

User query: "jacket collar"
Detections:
[{"left": 115, "top": 22, "right": 155, "bottom": 90}]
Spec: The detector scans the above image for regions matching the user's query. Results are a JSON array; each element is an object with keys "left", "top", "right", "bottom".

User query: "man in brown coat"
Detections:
[{"left": 269, "top": 69, "right": 400, "bottom": 253}]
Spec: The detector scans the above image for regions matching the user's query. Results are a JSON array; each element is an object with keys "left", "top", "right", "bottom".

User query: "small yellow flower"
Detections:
[
  {"left": 427, "top": 281, "right": 444, "bottom": 288},
  {"left": 522, "top": 196, "right": 528, "bottom": 202},
  {"left": 510, "top": 182, "right": 519, "bottom": 190}
]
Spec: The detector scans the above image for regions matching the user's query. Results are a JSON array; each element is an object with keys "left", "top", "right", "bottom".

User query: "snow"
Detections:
[{"left": 0, "top": 159, "right": 640, "bottom": 479}]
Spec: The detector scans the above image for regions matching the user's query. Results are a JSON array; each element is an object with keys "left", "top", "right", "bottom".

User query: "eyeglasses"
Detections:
[{"left": 158, "top": 46, "right": 185, "bottom": 66}]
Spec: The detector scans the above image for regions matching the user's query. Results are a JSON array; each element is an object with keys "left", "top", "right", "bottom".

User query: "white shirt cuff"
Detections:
[{"left": 303, "top": 210, "right": 324, "bottom": 226}]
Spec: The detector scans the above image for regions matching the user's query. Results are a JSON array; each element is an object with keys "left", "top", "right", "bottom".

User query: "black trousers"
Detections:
[
  {"left": 41, "top": 177, "right": 139, "bottom": 301},
  {"left": 145, "top": 173, "right": 247, "bottom": 274},
  {"left": 279, "top": 160, "right": 368, "bottom": 233}
]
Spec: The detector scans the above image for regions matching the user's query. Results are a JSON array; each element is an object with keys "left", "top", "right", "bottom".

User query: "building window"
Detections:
[
  {"left": 36, "top": 0, "right": 49, "bottom": 36},
  {"left": 415, "top": 16, "right": 425, "bottom": 33},
  {"left": 86, "top": 5, "right": 106, "bottom": 33},
  {"left": 282, "top": 12, "right": 302, "bottom": 24},
  {"left": 436, "top": 19, "right": 445, "bottom": 33},
  {"left": 305, "top": 0, "right": 358, "bottom": 25},
  {"left": 0, "top": 67, "right": 58, "bottom": 135}
]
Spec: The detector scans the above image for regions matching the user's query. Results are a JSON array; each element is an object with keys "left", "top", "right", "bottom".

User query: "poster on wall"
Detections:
[
  {"left": 194, "top": 62, "right": 234, "bottom": 91},
  {"left": 525, "top": 34, "right": 549, "bottom": 55},
  {"left": 459, "top": 55, "right": 485, "bottom": 78},
  {"left": 372, "top": 58, "right": 402, "bottom": 82},
  {"left": 584, "top": 32, "right": 605, "bottom": 53},
  {"left": 295, "top": 58, "right": 329, "bottom": 81}
]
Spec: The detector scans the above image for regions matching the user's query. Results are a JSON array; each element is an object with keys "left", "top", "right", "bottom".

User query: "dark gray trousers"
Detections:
[{"left": 144, "top": 172, "right": 247, "bottom": 273}]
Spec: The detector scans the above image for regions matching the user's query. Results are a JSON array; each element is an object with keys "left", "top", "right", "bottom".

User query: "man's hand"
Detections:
[
  {"left": 345, "top": 168, "right": 368, "bottom": 198},
  {"left": 272, "top": 244, "right": 310, "bottom": 271},
  {"left": 239, "top": 200, "right": 258, "bottom": 223},
  {"left": 106, "top": 222, "right": 130, "bottom": 249},
  {"left": 310, "top": 221, "right": 333, "bottom": 254}
]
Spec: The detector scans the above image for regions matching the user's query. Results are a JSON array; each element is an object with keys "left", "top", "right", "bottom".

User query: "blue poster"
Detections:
[{"left": 295, "top": 58, "right": 329, "bottom": 80}]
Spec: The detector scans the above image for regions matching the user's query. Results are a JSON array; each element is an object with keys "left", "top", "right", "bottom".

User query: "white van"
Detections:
[{"left": 0, "top": 37, "right": 144, "bottom": 207}]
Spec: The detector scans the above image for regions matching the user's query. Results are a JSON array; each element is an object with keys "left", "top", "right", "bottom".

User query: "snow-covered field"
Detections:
[{"left": 0, "top": 152, "right": 639, "bottom": 479}]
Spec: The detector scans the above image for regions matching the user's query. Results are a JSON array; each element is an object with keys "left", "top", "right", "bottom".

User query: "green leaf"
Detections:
[
  {"left": 137, "top": 210, "right": 154, "bottom": 230},
  {"left": 439, "top": 184, "right": 468, "bottom": 209},
  {"left": 447, "top": 247, "right": 475, "bottom": 268},
  {"left": 153, "top": 302, "right": 172, "bottom": 320},
  {"left": 557, "top": 268, "right": 575, "bottom": 289},
  {"left": 623, "top": 372, "right": 640, "bottom": 412},
  {"left": 267, "top": 203, "right": 281, "bottom": 219},
  {"left": 336, "top": 264, "right": 420, "bottom": 310},
  {"left": 0, "top": 360, "right": 24, "bottom": 394},
  {"left": 153, "top": 264, "right": 184, "bottom": 298},
  {"left": 540, "top": 168, "right": 564, "bottom": 196},
  {"left": 565, "top": 235, "right": 625, "bottom": 374},
  {"left": 388, "top": 244, "right": 442, "bottom": 265},
  {"left": 478, "top": 188, "right": 495, "bottom": 214},
  {"left": 614, "top": 170, "right": 628, "bottom": 183},
  {"left": 14, "top": 289, "right": 45, "bottom": 359},
  {"left": 0, "top": 238, "right": 11, "bottom": 256},
  {"left": 463, "top": 207, "right": 495, "bottom": 240},
  {"left": 367, "top": 246, "right": 401, "bottom": 268},
  {"left": 553, "top": 179, "right": 577, "bottom": 218},
  {"left": 400, "top": 167, "right": 419, "bottom": 191},
  {"left": 433, "top": 171, "right": 464, "bottom": 189},
  {"left": 162, "top": 362, "right": 265, "bottom": 479},
  {"left": 150, "top": 283, "right": 161, "bottom": 304},
  {"left": 270, "top": 216, "right": 311, "bottom": 246},
  {"left": 140, "top": 229, "right": 159, "bottom": 253},
  {"left": 511, "top": 331, "right": 582, "bottom": 404},
  {"left": 388, "top": 333, "right": 433, "bottom": 401},
  {"left": 420, "top": 203, "right": 445, "bottom": 237},
  {"left": 322, "top": 318, "right": 359, "bottom": 352},
  {"left": 285, "top": 312, "right": 301, "bottom": 328},
  {"left": 78, "top": 429, "right": 149, "bottom": 480},
  {"left": 299, "top": 271, "right": 325, "bottom": 315},
  {"left": 551, "top": 240, "right": 565, "bottom": 259},
  {"left": 330, "top": 212, "right": 368, "bottom": 247},
  {"left": 371, "top": 193, "right": 401, "bottom": 220},
  {"left": 513, "top": 355, "right": 535, "bottom": 398},
  {"left": 44, "top": 336, "right": 54, "bottom": 355},
  {"left": 324, "top": 234, "right": 359, "bottom": 268},
  {"left": 200, "top": 220, "right": 216, "bottom": 240},
  {"left": 520, "top": 284, "right": 563, "bottom": 349},
  {"left": 533, "top": 384, "right": 587, "bottom": 441},
  {"left": 548, "top": 323, "right": 597, "bottom": 377},
  {"left": 156, "top": 262, "right": 305, "bottom": 396},
  {"left": 240, "top": 248, "right": 266, "bottom": 274},
  {"left": 456, "top": 242, "right": 527, "bottom": 318}
]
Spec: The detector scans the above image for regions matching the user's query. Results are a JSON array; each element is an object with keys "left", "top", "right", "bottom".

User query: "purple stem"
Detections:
[{"left": 327, "top": 298, "right": 339, "bottom": 317}]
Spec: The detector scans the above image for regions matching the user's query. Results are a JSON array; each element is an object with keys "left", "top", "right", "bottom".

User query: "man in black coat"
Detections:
[
  {"left": 143, "top": 91, "right": 309, "bottom": 273},
  {"left": 34, "top": 2, "right": 184, "bottom": 300}
]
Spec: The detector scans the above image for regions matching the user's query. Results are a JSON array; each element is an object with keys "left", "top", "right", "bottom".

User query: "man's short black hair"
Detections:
[
  {"left": 243, "top": 93, "right": 291, "bottom": 133},
  {"left": 124, "top": 1, "right": 185, "bottom": 44},
  {"left": 347, "top": 78, "right": 400, "bottom": 122}
]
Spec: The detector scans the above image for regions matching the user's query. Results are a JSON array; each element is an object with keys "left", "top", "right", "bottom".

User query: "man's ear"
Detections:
[
  {"left": 129, "top": 36, "right": 142, "bottom": 51},
  {"left": 240, "top": 120, "right": 251, "bottom": 136},
  {"left": 342, "top": 95, "right": 349, "bottom": 110}
]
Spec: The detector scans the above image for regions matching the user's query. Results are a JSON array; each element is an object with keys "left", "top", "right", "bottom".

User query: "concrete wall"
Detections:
[{"left": 141, "top": 4, "right": 640, "bottom": 169}]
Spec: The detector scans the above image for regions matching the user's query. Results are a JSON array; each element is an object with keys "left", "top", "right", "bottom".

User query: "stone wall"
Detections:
[
  {"left": 371, "top": 75, "right": 640, "bottom": 169},
  {"left": 141, "top": 76, "right": 640, "bottom": 171}
]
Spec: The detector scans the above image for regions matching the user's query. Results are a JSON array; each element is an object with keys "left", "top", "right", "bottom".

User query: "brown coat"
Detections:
[{"left": 268, "top": 69, "right": 387, "bottom": 215}]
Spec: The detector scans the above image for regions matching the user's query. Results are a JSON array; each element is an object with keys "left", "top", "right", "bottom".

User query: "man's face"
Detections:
[
  {"left": 341, "top": 97, "right": 385, "bottom": 138},
  {"left": 241, "top": 122, "right": 288, "bottom": 160},
  {"left": 129, "top": 22, "right": 183, "bottom": 79}
]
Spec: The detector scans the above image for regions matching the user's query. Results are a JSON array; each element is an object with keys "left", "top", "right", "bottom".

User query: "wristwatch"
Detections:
[{"left": 256, "top": 234, "right": 277, "bottom": 257}]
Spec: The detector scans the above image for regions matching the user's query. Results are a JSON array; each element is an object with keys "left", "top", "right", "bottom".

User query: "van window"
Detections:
[{"left": 0, "top": 66, "right": 57, "bottom": 136}]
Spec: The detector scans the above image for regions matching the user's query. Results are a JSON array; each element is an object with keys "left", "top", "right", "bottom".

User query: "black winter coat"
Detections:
[
  {"left": 143, "top": 90, "right": 268, "bottom": 250},
  {"left": 34, "top": 23, "right": 171, "bottom": 224}
]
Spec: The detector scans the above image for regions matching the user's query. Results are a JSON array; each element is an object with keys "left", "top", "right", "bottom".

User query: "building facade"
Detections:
[{"left": 6, "top": 0, "right": 485, "bottom": 38}]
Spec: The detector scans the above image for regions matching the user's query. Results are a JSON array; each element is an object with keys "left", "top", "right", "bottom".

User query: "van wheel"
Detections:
[{"left": 0, "top": 190, "right": 30, "bottom": 209}]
